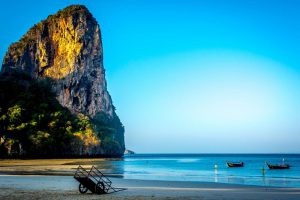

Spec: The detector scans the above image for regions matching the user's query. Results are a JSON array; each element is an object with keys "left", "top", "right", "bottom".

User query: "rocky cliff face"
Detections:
[
  {"left": 2, "top": 5, "right": 113, "bottom": 117},
  {"left": 1, "top": 5, "right": 125, "bottom": 156}
]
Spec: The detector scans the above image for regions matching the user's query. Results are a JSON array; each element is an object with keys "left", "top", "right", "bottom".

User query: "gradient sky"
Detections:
[{"left": 1, "top": 0, "right": 300, "bottom": 153}]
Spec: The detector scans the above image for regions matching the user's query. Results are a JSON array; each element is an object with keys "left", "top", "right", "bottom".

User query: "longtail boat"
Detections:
[
  {"left": 226, "top": 162, "right": 244, "bottom": 167},
  {"left": 266, "top": 161, "right": 290, "bottom": 169}
]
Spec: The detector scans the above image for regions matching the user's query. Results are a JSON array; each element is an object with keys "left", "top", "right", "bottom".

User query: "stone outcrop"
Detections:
[
  {"left": 124, "top": 149, "right": 135, "bottom": 155},
  {"left": 1, "top": 5, "right": 125, "bottom": 156}
]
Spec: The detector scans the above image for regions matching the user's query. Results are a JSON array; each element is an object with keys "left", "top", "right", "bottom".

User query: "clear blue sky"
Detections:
[{"left": 1, "top": 0, "right": 300, "bottom": 153}]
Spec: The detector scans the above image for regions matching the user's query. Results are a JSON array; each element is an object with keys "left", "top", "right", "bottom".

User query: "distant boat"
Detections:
[
  {"left": 265, "top": 161, "right": 290, "bottom": 169},
  {"left": 226, "top": 162, "right": 244, "bottom": 167}
]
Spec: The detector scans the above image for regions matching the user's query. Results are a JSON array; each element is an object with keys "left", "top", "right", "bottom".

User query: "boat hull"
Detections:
[
  {"left": 266, "top": 162, "right": 290, "bottom": 169},
  {"left": 226, "top": 162, "right": 244, "bottom": 167}
]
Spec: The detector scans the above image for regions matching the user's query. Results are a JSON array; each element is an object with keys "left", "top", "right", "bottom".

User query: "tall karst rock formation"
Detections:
[{"left": 1, "top": 5, "right": 125, "bottom": 156}]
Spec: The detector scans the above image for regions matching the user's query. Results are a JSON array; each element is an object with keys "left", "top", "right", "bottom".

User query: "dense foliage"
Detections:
[{"left": 0, "top": 72, "right": 123, "bottom": 158}]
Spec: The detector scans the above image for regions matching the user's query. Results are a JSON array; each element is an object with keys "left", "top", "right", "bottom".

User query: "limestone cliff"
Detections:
[{"left": 1, "top": 5, "right": 125, "bottom": 156}]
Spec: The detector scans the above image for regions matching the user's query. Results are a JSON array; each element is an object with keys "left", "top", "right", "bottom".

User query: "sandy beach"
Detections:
[
  {"left": 0, "top": 158, "right": 121, "bottom": 176},
  {"left": 1, "top": 175, "right": 300, "bottom": 200},
  {"left": 1, "top": 159, "right": 300, "bottom": 199}
]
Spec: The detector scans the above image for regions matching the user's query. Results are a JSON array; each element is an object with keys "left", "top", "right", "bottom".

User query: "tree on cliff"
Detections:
[{"left": 0, "top": 72, "right": 122, "bottom": 157}]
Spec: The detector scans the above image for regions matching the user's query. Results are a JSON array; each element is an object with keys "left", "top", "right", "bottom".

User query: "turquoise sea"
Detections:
[{"left": 104, "top": 154, "right": 300, "bottom": 188}]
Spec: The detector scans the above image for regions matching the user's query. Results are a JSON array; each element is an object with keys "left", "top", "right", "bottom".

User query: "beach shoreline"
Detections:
[
  {"left": 0, "top": 158, "right": 123, "bottom": 176},
  {"left": 1, "top": 175, "right": 300, "bottom": 200},
  {"left": 1, "top": 158, "right": 300, "bottom": 199}
]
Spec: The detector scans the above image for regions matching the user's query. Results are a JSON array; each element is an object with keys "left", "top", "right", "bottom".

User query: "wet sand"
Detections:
[
  {"left": 1, "top": 159, "right": 300, "bottom": 199},
  {"left": 1, "top": 175, "right": 300, "bottom": 200},
  {"left": 0, "top": 158, "right": 121, "bottom": 176}
]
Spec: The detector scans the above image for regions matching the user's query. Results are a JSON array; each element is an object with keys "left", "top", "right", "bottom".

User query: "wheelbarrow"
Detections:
[{"left": 74, "top": 165, "right": 126, "bottom": 194}]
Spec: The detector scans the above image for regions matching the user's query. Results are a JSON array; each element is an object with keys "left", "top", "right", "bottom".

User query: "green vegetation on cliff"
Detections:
[{"left": 0, "top": 71, "right": 123, "bottom": 158}]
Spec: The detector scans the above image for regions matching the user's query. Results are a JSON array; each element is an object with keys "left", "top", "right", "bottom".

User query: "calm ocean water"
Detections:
[{"left": 100, "top": 154, "right": 300, "bottom": 188}]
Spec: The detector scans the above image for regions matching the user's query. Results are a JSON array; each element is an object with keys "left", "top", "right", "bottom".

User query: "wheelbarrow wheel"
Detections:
[
  {"left": 79, "top": 183, "right": 88, "bottom": 194},
  {"left": 96, "top": 182, "right": 106, "bottom": 194}
]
